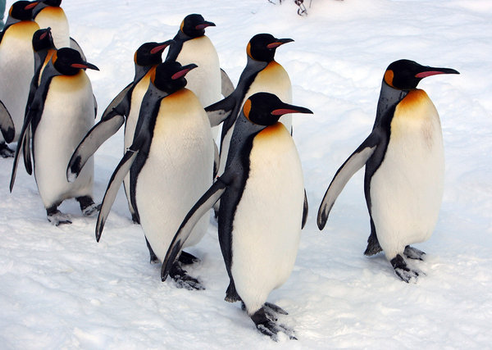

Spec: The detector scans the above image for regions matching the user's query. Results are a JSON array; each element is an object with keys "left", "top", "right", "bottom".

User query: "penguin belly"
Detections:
[
  {"left": 35, "top": 7, "right": 70, "bottom": 49},
  {"left": 370, "top": 90, "right": 444, "bottom": 259},
  {"left": 219, "top": 61, "right": 292, "bottom": 176},
  {"left": 33, "top": 72, "right": 95, "bottom": 208},
  {"left": 178, "top": 36, "right": 222, "bottom": 140},
  {"left": 135, "top": 90, "right": 214, "bottom": 261},
  {"left": 0, "top": 21, "right": 39, "bottom": 142},
  {"left": 230, "top": 123, "right": 303, "bottom": 314}
]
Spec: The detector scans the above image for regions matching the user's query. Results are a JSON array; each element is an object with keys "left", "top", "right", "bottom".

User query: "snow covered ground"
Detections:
[{"left": 1, "top": 0, "right": 492, "bottom": 348}]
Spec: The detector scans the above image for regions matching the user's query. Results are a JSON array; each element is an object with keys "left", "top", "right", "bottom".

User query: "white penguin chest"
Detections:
[
  {"left": 231, "top": 123, "right": 304, "bottom": 302},
  {"left": 35, "top": 7, "right": 70, "bottom": 48},
  {"left": 178, "top": 36, "right": 221, "bottom": 107},
  {"left": 135, "top": 89, "right": 214, "bottom": 261},
  {"left": 370, "top": 90, "right": 444, "bottom": 254}
]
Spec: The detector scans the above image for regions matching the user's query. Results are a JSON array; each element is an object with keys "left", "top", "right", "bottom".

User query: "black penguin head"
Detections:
[
  {"left": 134, "top": 40, "right": 174, "bottom": 67},
  {"left": 180, "top": 14, "right": 215, "bottom": 39},
  {"left": 384, "top": 59, "right": 459, "bottom": 90},
  {"left": 40, "top": 0, "right": 62, "bottom": 6},
  {"left": 32, "top": 27, "right": 55, "bottom": 52},
  {"left": 243, "top": 92, "right": 313, "bottom": 126},
  {"left": 53, "top": 48, "right": 99, "bottom": 76},
  {"left": 152, "top": 61, "right": 197, "bottom": 94},
  {"left": 9, "top": 1, "right": 39, "bottom": 21},
  {"left": 247, "top": 34, "right": 294, "bottom": 62}
]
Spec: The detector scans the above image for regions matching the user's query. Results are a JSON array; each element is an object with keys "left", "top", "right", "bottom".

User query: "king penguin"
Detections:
[
  {"left": 161, "top": 92, "right": 312, "bottom": 340},
  {"left": 95, "top": 61, "right": 215, "bottom": 290},
  {"left": 0, "top": 1, "right": 40, "bottom": 157},
  {"left": 10, "top": 48, "right": 100, "bottom": 226},
  {"left": 67, "top": 40, "right": 173, "bottom": 226},
  {"left": 206, "top": 33, "right": 294, "bottom": 181},
  {"left": 167, "top": 13, "right": 231, "bottom": 141},
  {"left": 317, "top": 59, "right": 459, "bottom": 282},
  {"left": 32, "top": 0, "right": 86, "bottom": 61}
]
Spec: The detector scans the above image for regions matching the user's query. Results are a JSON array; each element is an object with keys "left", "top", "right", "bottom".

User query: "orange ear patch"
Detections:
[{"left": 384, "top": 70, "right": 395, "bottom": 87}]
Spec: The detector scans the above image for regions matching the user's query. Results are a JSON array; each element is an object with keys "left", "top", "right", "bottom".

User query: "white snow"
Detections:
[{"left": 1, "top": 0, "right": 492, "bottom": 348}]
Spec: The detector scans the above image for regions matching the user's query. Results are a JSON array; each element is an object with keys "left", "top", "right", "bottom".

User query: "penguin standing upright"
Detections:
[
  {"left": 317, "top": 59, "right": 459, "bottom": 282},
  {"left": 161, "top": 92, "right": 312, "bottom": 340},
  {"left": 167, "top": 13, "right": 229, "bottom": 141},
  {"left": 10, "top": 48, "right": 100, "bottom": 225},
  {"left": 32, "top": 0, "right": 86, "bottom": 58},
  {"left": 67, "top": 40, "right": 173, "bottom": 225},
  {"left": 0, "top": 1, "right": 40, "bottom": 157},
  {"left": 95, "top": 61, "right": 215, "bottom": 289},
  {"left": 206, "top": 33, "right": 293, "bottom": 179}
]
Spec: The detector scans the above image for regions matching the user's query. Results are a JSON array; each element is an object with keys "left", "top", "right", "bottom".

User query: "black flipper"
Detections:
[
  {"left": 0, "top": 100, "right": 14, "bottom": 143},
  {"left": 67, "top": 112, "right": 125, "bottom": 182},
  {"left": 205, "top": 93, "right": 236, "bottom": 127},
  {"left": 220, "top": 68, "right": 234, "bottom": 97},
  {"left": 95, "top": 149, "right": 139, "bottom": 242},
  {"left": 100, "top": 82, "right": 133, "bottom": 121},
  {"left": 161, "top": 178, "right": 228, "bottom": 282},
  {"left": 302, "top": 189, "right": 308, "bottom": 229},
  {"left": 22, "top": 127, "right": 32, "bottom": 174},
  {"left": 317, "top": 135, "right": 378, "bottom": 230}
]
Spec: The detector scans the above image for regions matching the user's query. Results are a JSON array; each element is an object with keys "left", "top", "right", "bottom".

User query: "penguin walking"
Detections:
[
  {"left": 67, "top": 40, "right": 173, "bottom": 226},
  {"left": 0, "top": 1, "right": 40, "bottom": 157},
  {"left": 95, "top": 61, "right": 215, "bottom": 290},
  {"left": 161, "top": 92, "right": 312, "bottom": 340},
  {"left": 206, "top": 33, "right": 294, "bottom": 180},
  {"left": 32, "top": 0, "right": 85, "bottom": 58},
  {"left": 10, "top": 48, "right": 100, "bottom": 225},
  {"left": 167, "top": 13, "right": 232, "bottom": 141},
  {"left": 317, "top": 59, "right": 459, "bottom": 282}
]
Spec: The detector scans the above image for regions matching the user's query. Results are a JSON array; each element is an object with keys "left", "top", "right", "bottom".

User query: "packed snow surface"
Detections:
[{"left": 1, "top": 0, "right": 491, "bottom": 348}]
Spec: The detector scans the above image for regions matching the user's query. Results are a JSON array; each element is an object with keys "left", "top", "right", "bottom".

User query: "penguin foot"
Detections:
[
  {"left": 390, "top": 254, "right": 420, "bottom": 283},
  {"left": 77, "top": 196, "right": 100, "bottom": 216},
  {"left": 404, "top": 245, "right": 426, "bottom": 261},
  {"left": 251, "top": 307, "right": 297, "bottom": 341},
  {"left": 264, "top": 302, "right": 288, "bottom": 317},
  {"left": 169, "top": 262, "right": 205, "bottom": 291},
  {"left": 0, "top": 142, "right": 14, "bottom": 158},
  {"left": 178, "top": 251, "right": 200, "bottom": 265},
  {"left": 47, "top": 209, "right": 72, "bottom": 226}
]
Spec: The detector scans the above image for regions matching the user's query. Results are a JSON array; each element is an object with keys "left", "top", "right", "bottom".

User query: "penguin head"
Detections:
[
  {"left": 243, "top": 92, "right": 313, "bottom": 126},
  {"left": 32, "top": 27, "right": 55, "bottom": 52},
  {"left": 247, "top": 34, "right": 294, "bottom": 62},
  {"left": 33, "top": 0, "right": 62, "bottom": 17},
  {"left": 9, "top": 1, "right": 39, "bottom": 21},
  {"left": 384, "top": 59, "right": 459, "bottom": 90},
  {"left": 53, "top": 48, "right": 99, "bottom": 76},
  {"left": 152, "top": 61, "right": 197, "bottom": 94},
  {"left": 180, "top": 14, "right": 215, "bottom": 39},
  {"left": 134, "top": 40, "right": 174, "bottom": 67},
  {"left": 39, "top": 0, "right": 62, "bottom": 6}
]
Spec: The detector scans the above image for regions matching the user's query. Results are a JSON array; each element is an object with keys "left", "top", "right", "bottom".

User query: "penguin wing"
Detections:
[
  {"left": 302, "top": 189, "right": 309, "bottom": 229},
  {"left": 22, "top": 127, "right": 32, "bottom": 175},
  {"left": 220, "top": 68, "right": 235, "bottom": 97},
  {"left": 161, "top": 178, "right": 228, "bottom": 282},
  {"left": 95, "top": 149, "right": 139, "bottom": 242},
  {"left": 205, "top": 94, "right": 237, "bottom": 127},
  {"left": 317, "top": 134, "right": 379, "bottom": 230},
  {"left": 67, "top": 112, "right": 125, "bottom": 182},
  {"left": 100, "top": 82, "right": 133, "bottom": 121},
  {"left": 0, "top": 100, "right": 15, "bottom": 143}
]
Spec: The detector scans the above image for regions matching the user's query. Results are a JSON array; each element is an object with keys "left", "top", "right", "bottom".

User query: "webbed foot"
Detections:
[
  {"left": 76, "top": 196, "right": 100, "bottom": 217},
  {"left": 178, "top": 251, "right": 200, "bottom": 265},
  {"left": 169, "top": 262, "right": 204, "bottom": 291},
  {"left": 390, "top": 254, "right": 421, "bottom": 283},
  {"left": 0, "top": 142, "right": 14, "bottom": 158},
  {"left": 404, "top": 245, "right": 426, "bottom": 261},
  {"left": 250, "top": 307, "right": 297, "bottom": 341},
  {"left": 47, "top": 208, "right": 72, "bottom": 226}
]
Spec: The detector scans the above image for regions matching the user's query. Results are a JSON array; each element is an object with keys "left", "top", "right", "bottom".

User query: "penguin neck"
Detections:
[
  {"left": 134, "top": 64, "right": 155, "bottom": 83},
  {"left": 33, "top": 3, "right": 49, "bottom": 18},
  {"left": 374, "top": 80, "right": 408, "bottom": 128}
]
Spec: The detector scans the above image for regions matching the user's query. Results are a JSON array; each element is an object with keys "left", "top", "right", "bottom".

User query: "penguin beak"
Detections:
[
  {"left": 171, "top": 63, "right": 198, "bottom": 80},
  {"left": 71, "top": 61, "right": 100, "bottom": 71},
  {"left": 272, "top": 103, "right": 313, "bottom": 116},
  {"left": 267, "top": 38, "right": 294, "bottom": 50},
  {"left": 150, "top": 39, "right": 175, "bottom": 55},
  {"left": 26, "top": 2, "right": 39, "bottom": 10},
  {"left": 415, "top": 66, "right": 460, "bottom": 79},
  {"left": 195, "top": 21, "right": 216, "bottom": 30}
]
